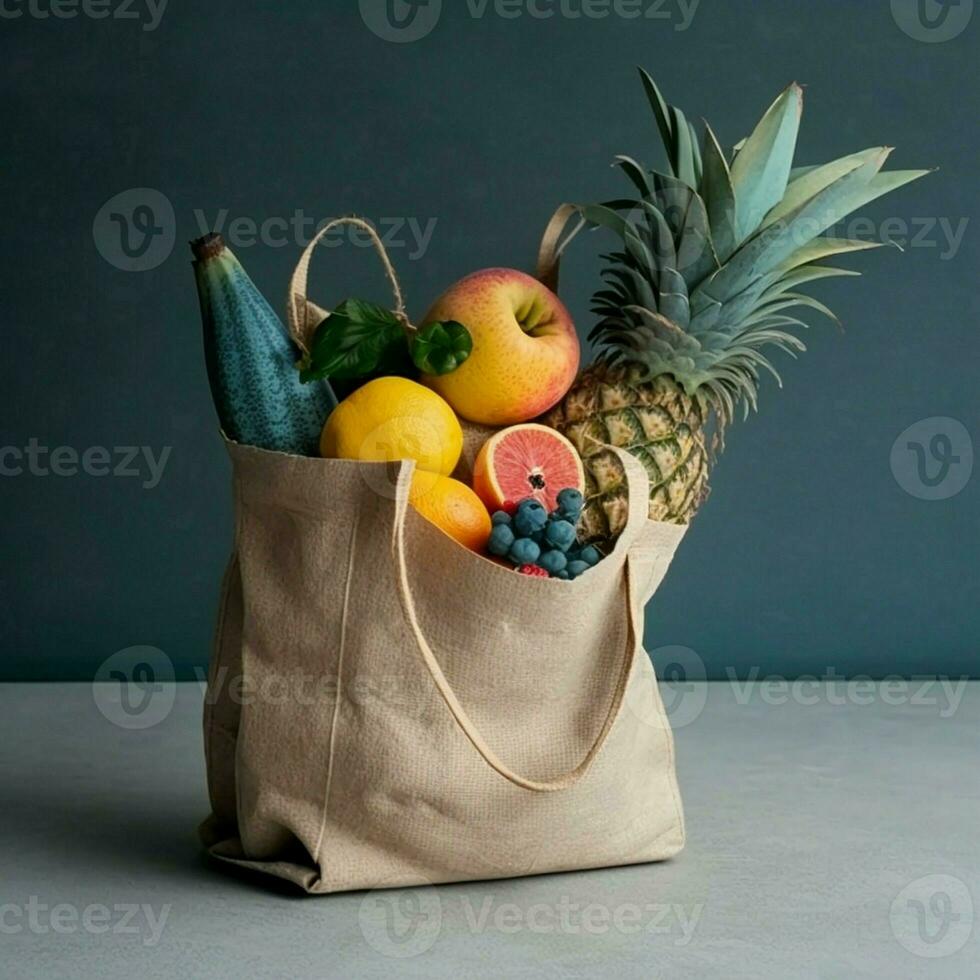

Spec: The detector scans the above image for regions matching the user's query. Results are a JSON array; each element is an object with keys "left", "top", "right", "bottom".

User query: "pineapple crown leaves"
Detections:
[{"left": 579, "top": 69, "right": 932, "bottom": 426}]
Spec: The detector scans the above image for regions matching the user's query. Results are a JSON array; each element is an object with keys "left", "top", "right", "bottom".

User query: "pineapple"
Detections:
[{"left": 545, "top": 71, "right": 929, "bottom": 546}]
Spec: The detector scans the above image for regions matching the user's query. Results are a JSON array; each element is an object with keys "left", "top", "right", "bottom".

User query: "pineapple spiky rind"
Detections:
[
  {"left": 545, "top": 367, "right": 709, "bottom": 540},
  {"left": 548, "top": 72, "right": 930, "bottom": 544}
]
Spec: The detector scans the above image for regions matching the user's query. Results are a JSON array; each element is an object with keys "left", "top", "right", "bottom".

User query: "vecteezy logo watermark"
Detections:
[
  {"left": 191, "top": 210, "right": 438, "bottom": 260},
  {"left": 0, "top": 898, "right": 171, "bottom": 947},
  {"left": 890, "top": 417, "right": 973, "bottom": 500},
  {"left": 0, "top": 0, "right": 168, "bottom": 31},
  {"left": 359, "top": 879, "right": 443, "bottom": 958},
  {"left": 649, "top": 644, "right": 708, "bottom": 728},
  {"left": 92, "top": 646, "right": 176, "bottom": 730},
  {"left": 359, "top": 0, "right": 442, "bottom": 42},
  {"left": 93, "top": 188, "right": 175, "bottom": 271},
  {"left": 0, "top": 441, "right": 171, "bottom": 489},
  {"left": 890, "top": 874, "right": 974, "bottom": 958},
  {"left": 891, "top": 0, "right": 973, "bottom": 42},
  {"left": 625, "top": 644, "right": 708, "bottom": 730}
]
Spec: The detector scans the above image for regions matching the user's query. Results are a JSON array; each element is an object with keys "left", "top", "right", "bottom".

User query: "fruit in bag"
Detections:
[
  {"left": 320, "top": 377, "right": 463, "bottom": 475},
  {"left": 409, "top": 471, "right": 491, "bottom": 552},
  {"left": 419, "top": 268, "right": 580, "bottom": 425},
  {"left": 472, "top": 423, "right": 585, "bottom": 514},
  {"left": 192, "top": 233, "right": 334, "bottom": 456}
]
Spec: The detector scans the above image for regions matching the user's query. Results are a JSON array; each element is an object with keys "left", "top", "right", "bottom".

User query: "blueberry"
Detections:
[
  {"left": 491, "top": 510, "right": 512, "bottom": 526},
  {"left": 487, "top": 523, "right": 515, "bottom": 557},
  {"left": 556, "top": 569, "right": 570, "bottom": 580},
  {"left": 513, "top": 500, "right": 547, "bottom": 536},
  {"left": 579, "top": 545, "right": 602, "bottom": 567},
  {"left": 544, "top": 519, "right": 577, "bottom": 552},
  {"left": 556, "top": 488, "right": 583, "bottom": 516},
  {"left": 567, "top": 560, "right": 589, "bottom": 579},
  {"left": 508, "top": 537, "right": 541, "bottom": 566},
  {"left": 538, "top": 549, "right": 567, "bottom": 575}
]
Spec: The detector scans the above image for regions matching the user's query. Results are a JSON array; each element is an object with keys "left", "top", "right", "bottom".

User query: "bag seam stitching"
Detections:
[
  {"left": 313, "top": 509, "right": 360, "bottom": 866},
  {"left": 643, "top": 553, "right": 687, "bottom": 852},
  {"left": 209, "top": 467, "right": 245, "bottom": 829},
  {"left": 204, "top": 558, "right": 233, "bottom": 782}
]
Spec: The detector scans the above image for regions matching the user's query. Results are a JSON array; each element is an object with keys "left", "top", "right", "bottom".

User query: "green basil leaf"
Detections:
[
  {"left": 299, "top": 298, "right": 407, "bottom": 382},
  {"left": 411, "top": 320, "right": 473, "bottom": 376}
]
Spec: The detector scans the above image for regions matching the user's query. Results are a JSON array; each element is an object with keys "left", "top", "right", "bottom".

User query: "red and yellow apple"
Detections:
[{"left": 419, "top": 268, "right": 580, "bottom": 425}]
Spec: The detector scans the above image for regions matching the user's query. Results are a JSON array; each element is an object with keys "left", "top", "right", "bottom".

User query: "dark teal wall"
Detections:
[{"left": 3, "top": 1, "right": 977, "bottom": 680}]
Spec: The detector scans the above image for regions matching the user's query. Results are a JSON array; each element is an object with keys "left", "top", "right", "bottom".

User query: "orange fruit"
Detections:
[
  {"left": 472, "top": 423, "right": 585, "bottom": 513},
  {"left": 409, "top": 471, "right": 492, "bottom": 552}
]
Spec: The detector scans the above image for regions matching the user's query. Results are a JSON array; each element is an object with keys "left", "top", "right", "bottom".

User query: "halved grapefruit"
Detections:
[{"left": 472, "top": 423, "right": 585, "bottom": 514}]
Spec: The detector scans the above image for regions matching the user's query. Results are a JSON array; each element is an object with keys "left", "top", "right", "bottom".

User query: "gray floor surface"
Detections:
[{"left": 1, "top": 681, "right": 977, "bottom": 979}]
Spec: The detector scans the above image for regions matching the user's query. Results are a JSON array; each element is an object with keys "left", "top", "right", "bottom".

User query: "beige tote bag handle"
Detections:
[
  {"left": 286, "top": 216, "right": 412, "bottom": 353},
  {"left": 392, "top": 449, "right": 651, "bottom": 793},
  {"left": 536, "top": 203, "right": 584, "bottom": 293},
  {"left": 288, "top": 207, "right": 580, "bottom": 351}
]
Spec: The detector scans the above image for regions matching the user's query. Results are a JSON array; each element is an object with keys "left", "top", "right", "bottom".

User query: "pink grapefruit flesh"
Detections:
[{"left": 472, "top": 423, "right": 585, "bottom": 513}]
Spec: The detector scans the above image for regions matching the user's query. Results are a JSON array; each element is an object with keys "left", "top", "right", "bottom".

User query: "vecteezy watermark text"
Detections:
[
  {"left": 0, "top": 440, "right": 170, "bottom": 489},
  {"left": 192, "top": 210, "right": 438, "bottom": 259},
  {"left": 0, "top": 0, "right": 168, "bottom": 32},
  {"left": 462, "top": 0, "right": 700, "bottom": 29},
  {"left": 726, "top": 668, "right": 969, "bottom": 718},
  {"left": 94, "top": 189, "right": 439, "bottom": 273},
  {"left": 358, "top": 0, "right": 699, "bottom": 42},
  {"left": 358, "top": 883, "right": 704, "bottom": 958},
  {"left": 460, "top": 896, "right": 703, "bottom": 941},
  {"left": 832, "top": 215, "right": 969, "bottom": 261},
  {"left": 0, "top": 897, "right": 170, "bottom": 947}
]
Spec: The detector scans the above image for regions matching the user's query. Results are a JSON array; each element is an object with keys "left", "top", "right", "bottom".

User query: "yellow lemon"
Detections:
[
  {"left": 320, "top": 377, "right": 463, "bottom": 475},
  {"left": 409, "top": 471, "right": 491, "bottom": 552}
]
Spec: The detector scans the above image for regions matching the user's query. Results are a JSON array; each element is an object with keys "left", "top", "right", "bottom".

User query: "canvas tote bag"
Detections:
[{"left": 199, "top": 213, "right": 689, "bottom": 894}]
